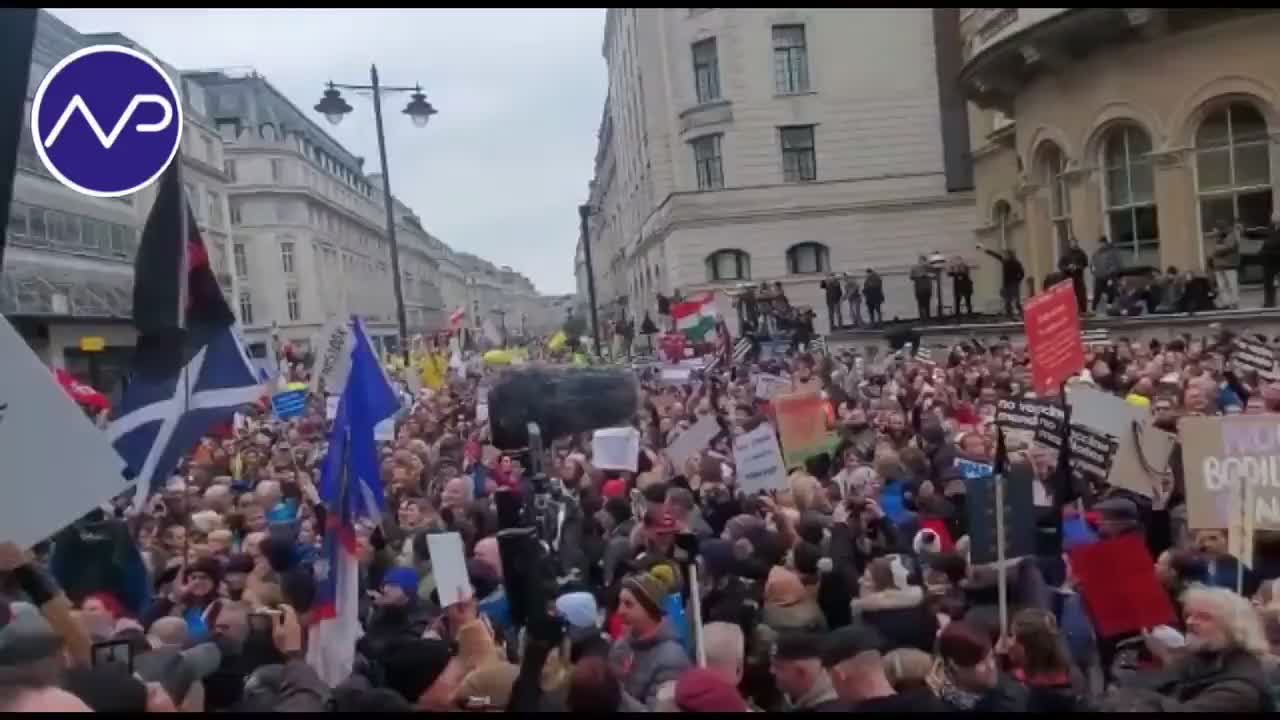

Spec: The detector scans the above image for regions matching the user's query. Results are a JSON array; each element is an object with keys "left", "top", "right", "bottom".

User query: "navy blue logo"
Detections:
[{"left": 31, "top": 45, "right": 183, "bottom": 198}]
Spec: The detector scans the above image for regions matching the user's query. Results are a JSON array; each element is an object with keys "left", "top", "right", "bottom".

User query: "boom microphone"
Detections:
[{"left": 487, "top": 365, "right": 639, "bottom": 450}]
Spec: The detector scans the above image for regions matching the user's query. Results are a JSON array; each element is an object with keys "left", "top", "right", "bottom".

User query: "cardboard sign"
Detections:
[
  {"left": 1023, "top": 280, "right": 1084, "bottom": 394},
  {"left": 426, "top": 532, "right": 473, "bottom": 607},
  {"left": 0, "top": 316, "right": 130, "bottom": 549},
  {"left": 965, "top": 464, "right": 1036, "bottom": 565},
  {"left": 1181, "top": 415, "right": 1280, "bottom": 531},
  {"left": 1069, "top": 534, "right": 1176, "bottom": 639},
  {"left": 754, "top": 373, "right": 791, "bottom": 401},
  {"left": 315, "top": 318, "right": 355, "bottom": 393},
  {"left": 592, "top": 427, "right": 641, "bottom": 472},
  {"left": 733, "top": 422, "right": 787, "bottom": 494},
  {"left": 1231, "top": 336, "right": 1279, "bottom": 383},
  {"left": 1065, "top": 386, "right": 1145, "bottom": 440},
  {"left": 271, "top": 390, "right": 308, "bottom": 420},
  {"left": 665, "top": 415, "right": 721, "bottom": 471},
  {"left": 773, "top": 391, "right": 828, "bottom": 466}
]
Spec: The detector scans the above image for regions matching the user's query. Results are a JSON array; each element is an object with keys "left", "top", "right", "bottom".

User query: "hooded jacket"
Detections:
[
  {"left": 609, "top": 621, "right": 691, "bottom": 708},
  {"left": 851, "top": 584, "right": 937, "bottom": 653},
  {"left": 1117, "top": 647, "right": 1271, "bottom": 712}
]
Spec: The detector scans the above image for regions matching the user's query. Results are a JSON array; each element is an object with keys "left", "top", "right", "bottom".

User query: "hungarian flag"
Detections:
[{"left": 672, "top": 292, "right": 718, "bottom": 342}]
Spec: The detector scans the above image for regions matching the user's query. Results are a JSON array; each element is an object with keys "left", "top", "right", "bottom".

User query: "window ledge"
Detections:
[
  {"left": 774, "top": 90, "right": 818, "bottom": 99},
  {"left": 679, "top": 98, "right": 733, "bottom": 119}
]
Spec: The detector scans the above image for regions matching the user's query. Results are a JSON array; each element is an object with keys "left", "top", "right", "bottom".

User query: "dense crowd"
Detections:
[{"left": 3, "top": 325, "right": 1280, "bottom": 713}]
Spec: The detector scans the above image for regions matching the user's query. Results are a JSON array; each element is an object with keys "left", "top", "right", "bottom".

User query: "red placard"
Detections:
[
  {"left": 1068, "top": 533, "right": 1176, "bottom": 639},
  {"left": 1023, "top": 280, "right": 1084, "bottom": 395}
]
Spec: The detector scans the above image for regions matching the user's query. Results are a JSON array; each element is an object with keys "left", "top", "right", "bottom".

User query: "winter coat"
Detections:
[
  {"left": 609, "top": 622, "right": 692, "bottom": 709},
  {"left": 851, "top": 585, "right": 937, "bottom": 653},
  {"left": 1113, "top": 647, "right": 1271, "bottom": 712}
]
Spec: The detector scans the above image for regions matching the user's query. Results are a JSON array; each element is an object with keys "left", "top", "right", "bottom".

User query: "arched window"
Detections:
[
  {"left": 992, "top": 200, "right": 1013, "bottom": 252},
  {"left": 1196, "top": 101, "right": 1273, "bottom": 280},
  {"left": 706, "top": 249, "right": 750, "bottom": 282},
  {"left": 1038, "top": 142, "right": 1072, "bottom": 259},
  {"left": 786, "top": 242, "right": 830, "bottom": 274},
  {"left": 1102, "top": 125, "right": 1158, "bottom": 265}
]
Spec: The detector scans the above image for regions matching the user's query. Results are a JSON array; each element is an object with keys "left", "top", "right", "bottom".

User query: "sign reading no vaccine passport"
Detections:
[{"left": 0, "top": 316, "right": 129, "bottom": 548}]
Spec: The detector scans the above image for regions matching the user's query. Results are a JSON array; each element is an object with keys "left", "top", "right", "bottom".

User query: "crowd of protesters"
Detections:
[{"left": 4, "top": 322, "right": 1280, "bottom": 713}]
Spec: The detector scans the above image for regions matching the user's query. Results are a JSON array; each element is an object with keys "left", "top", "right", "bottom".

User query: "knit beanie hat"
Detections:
[
  {"left": 383, "top": 566, "right": 420, "bottom": 598},
  {"left": 675, "top": 667, "right": 748, "bottom": 712},
  {"left": 622, "top": 573, "right": 667, "bottom": 620},
  {"left": 555, "top": 591, "right": 600, "bottom": 630}
]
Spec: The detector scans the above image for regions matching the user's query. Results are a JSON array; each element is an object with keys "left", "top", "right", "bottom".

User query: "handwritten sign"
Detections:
[
  {"left": 754, "top": 373, "right": 791, "bottom": 401},
  {"left": 1024, "top": 280, "right": 1084, "bottom": 394},
  {"left": 593, "top": 427, "right": 641, "bottom": 472},
  {"left": 732, "top": 422, "right": 787, "bottom": 495},
  {"left": 1181, "top": 416, "right": 1280, "bottom": 531},
  {"left": 665, "top": 415, "right": 721, "bottom": 471}
]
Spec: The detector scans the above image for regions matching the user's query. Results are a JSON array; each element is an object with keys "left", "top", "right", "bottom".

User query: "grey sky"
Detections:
[{"left": 49, "top": 8, "right": 606, "bottom": 296}]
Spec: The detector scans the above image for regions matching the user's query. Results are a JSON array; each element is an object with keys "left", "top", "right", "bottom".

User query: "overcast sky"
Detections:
[{"left": 49, "top": 8, "right": 606, "bottom": 295}]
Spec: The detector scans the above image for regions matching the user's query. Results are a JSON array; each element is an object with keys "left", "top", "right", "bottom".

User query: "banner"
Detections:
[
  {"left": 773, "top": 391, "right": 830, "bottom": 466},
  {"left": 1023, "top": 280, "right": 1084, "bottom": 394},
  {"left": 733, "top": 422, "right": 787, "bottom": 495},
  {"left": 1181, "top": 415, "right": 1280, "bottom": 531},
  {"left": 315, "top": 318, "right": 355, "bottom": 393}
]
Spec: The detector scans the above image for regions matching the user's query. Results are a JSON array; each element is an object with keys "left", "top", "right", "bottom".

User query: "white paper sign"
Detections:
[
  {"left": 732, "top": 422, "right": 787, "bottom": 495},
  {"left": 426, "top": 532, "right": 473, "bottom": 607},
  {"left": 374, "top": 418, "right": 395, "bottom": 443},
  {"left": 315, "top": 318, "right": 355, "bottom": 393},
  {"left": 0, "top": 317, "right": 130, "bottom": 549},
  {"left": 325, "top": 395, "right": 339, "bottom": 421},
  {"left": 755, "top": 374, "right": 791, "bottom": 401},
  {"left": 660, "top": 368, "right": 691, "bottom": 385},
  {"left": 592, "top": 427, "right": 641, "bottom": 472},
  {"left": 665, "top": 415, "right": 721, "bottom": 470}
]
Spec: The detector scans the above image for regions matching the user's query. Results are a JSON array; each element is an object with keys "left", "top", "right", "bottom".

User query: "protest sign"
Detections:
[
  {"left": 325, "top": 395, "right": 339, "bottom": 421},
  {"left": 1231, "top": 336, "right": 1279, "bottom": 383},
  {"left": 315, "top": 318, "right": 355, "bottom": 393},
  {"left": 665, "top": 415, "right": 721, "bottom": 470},
  {"left": 660, "top": 367, "right": 691, "bottom": 385},
  {"left": 593, "top": 427, "right": 641, "bottom": 472},
  {"left": 1066, "top": 386, "right": 1145, "bottom": 440},
  {"left": 996, "top": 397, "right": 1057, "bottom": 449},
  {"left": 754, "top": 374, "right": 791, "bottom": 401},
  {"left": 773, "top": 391, "right": 830, "bottom": 466},
  {"left": 1069, "top": 533, "right": 1175, "bottom": 638},
  {"left": 965, "top": 464, "right": 1036, "bottom": 565},
  {"left": 1023, "top": 280, "right": 1084, "bottom": 394},
  {"left": 0, "top": 316, "right": 130, "bottom": 549},
  {"left": 1181, "top": 415, "right": 1280, "bottom": 531},
  {"left": 271, "top": 389, "right": 308, "bottom": 420},
  {"left": 732, "top": 422, "right": 787, "bottom": 495},
  {"left": 954, "top": 457, "right": 994, "bottom": 480},
  {"left": 426, "top": 532, "right": 473, "bottom": 608},
  {"left": 1107, "top": 418, "right": 1176, "bottom": 499},
  {"left": 1069, "top": 424, "right": 1117, "bottom": 486},
  {"left": 374, "top": 418, "right": 395, "bottom": 443}
]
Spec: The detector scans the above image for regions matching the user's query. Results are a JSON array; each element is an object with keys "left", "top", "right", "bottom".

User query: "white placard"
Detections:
[
  {"left": 374, "top": 418, "right": 395, "bottom": 443},
  {"left": 325, "top": 395, "right": 339, "bottom": 421},
  {"left": 665, "top": 415, "right": 721, "bottom": 470},
  {"left": 732, "top": 422, "right": 787, "bottom": 495},
  {"left": 0, "top": 316, "right": 130, "bottom": 549},
  {"left": 592, "top": 427, "right": 641, "bottom": 472},
  {"left": 660, "top": 368, "right": 691, "bottom": 385},
  {"left": 754, "top": 373, "right": 791, "bottom": 401},
  {"left": 315, "top": 318, "right": 355, "bottom": 393},
  {"left": 426, "top": 532, "right": 473, "bottom": 608}
]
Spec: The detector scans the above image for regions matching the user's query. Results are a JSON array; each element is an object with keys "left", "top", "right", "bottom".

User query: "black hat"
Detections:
[
  {"left": 187, "top": 556, "right": 223, "bottom": 585},
  {"left": 821, "top": 625, "right": 887, "bottom": 667},
  {"left": 62, "top": 665, "right": 148, "bottom": 713},
  {"left": 1096, "top": 496, "right": 1139, "bottom": 522},
  {"left": 380, "top": 637, "right": 453, "bottom": 704},
  {"left": 771, "top": 632, "right": 823, "bottom": 662}
]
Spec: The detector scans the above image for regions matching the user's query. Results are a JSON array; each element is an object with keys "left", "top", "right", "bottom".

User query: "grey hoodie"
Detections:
[{"left": 609, "top": 621, "right": 691, "bottom": 709}]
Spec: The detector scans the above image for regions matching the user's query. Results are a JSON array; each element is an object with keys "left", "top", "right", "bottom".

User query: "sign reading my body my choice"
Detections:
[{"left": 1182, "top": 415, "right": 1280, "bottom": 530}]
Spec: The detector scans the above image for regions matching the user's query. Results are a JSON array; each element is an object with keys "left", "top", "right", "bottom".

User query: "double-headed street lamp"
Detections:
[{"left": 314, "top": 66, "right": 438, "bottom": 365}]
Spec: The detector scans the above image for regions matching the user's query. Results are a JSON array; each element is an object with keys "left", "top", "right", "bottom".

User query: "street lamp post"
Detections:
[
  {"left": 578, "top": 204, "right": 602, "bottom": 356},
  {"left": 314, "top": 67, "right": 438, "bottom": 366}
]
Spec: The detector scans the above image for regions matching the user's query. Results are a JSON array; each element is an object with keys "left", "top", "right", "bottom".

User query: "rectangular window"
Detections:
[
  {"left": 224, "top": 159, "right": 237, "bottom": 182},
  {"left": 281, "top": 241, "right": 295, "bottom": 274},
  {"left": 233, "top": 243, "right": 248, "bottom": 277},
  {"left": 207, "top": 191, "right": 222, "bottom": 226},
  {"left": 183, "top": 183, "right": 198, "bottom": 215},
  {"left": 286, "top": 287, "right": 301, "bottom": 321},
  {"left": 781, "top": 125, "right": 817, "bottom": 182},
  {"left": 6, "top": 202, "right": 26, "bottom": 241},
  {"left": 270, "top": 159, "right": 284, "bottom": 183},
  {"left": 27, "top": 208, "right": 46, "bottom": 245},
  {"left": 229, "top": 202, "right": 242, "bottom": 225},
  {"left": 692, "top": 38, "right": 721, "bottom": 104},
  {"left": 111, "top": 225, "right": 128, "bottom": 256},
  {"left": 239, "top": 293, "right": 254, "bottom": 325},
  {"left": 201, "top": 136, "right": 214, "bottom": 164},
  {"left": 772, "top": 24, "right": 810, "bottom": 94},
  {"left": 692, "top": 134, "right": 724, "bottom": 190}
]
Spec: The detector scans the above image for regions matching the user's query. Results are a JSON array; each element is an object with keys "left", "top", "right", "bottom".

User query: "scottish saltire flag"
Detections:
[
  {"left": 307, "top": 318, "right": 400, "bottom": 686},
  {"left": 109, "top": 162, "right": 259, "bottom": 493}
]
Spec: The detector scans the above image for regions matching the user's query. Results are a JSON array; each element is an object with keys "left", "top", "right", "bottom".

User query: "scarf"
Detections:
[{"left": 925, "top": 659, "right": 981, "bottom": 710}]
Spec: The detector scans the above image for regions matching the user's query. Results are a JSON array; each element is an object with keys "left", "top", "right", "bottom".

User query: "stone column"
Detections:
[
  {"left": 1152, "top": 148, "right": 1199, "bottom": 272},
  {"left": 1021, "top": 182, "right": 1051, "bottom": 293}
]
